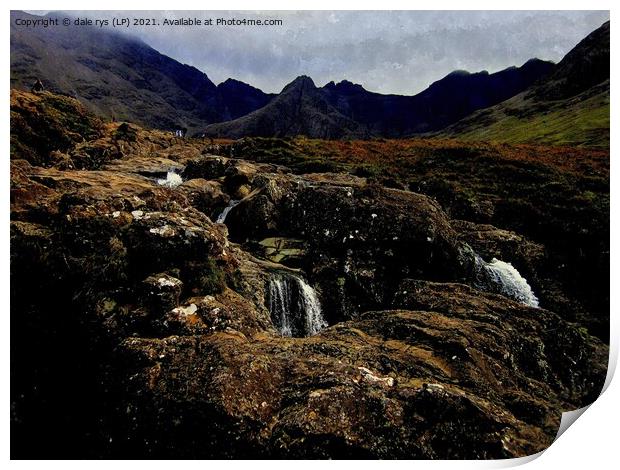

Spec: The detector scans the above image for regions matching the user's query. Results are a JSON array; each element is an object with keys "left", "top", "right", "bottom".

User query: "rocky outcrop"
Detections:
[
  {"left": 10, "top": 91, "right": 608, "bottom": 459},
  {"left": 224, "top": 171, "right": 479, "bottom": 322},
  {"left": 113, "top": 279, "right": 605, "bottom": 458}
]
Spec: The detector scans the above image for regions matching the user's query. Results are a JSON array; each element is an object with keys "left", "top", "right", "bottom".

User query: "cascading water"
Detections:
[
  {"left": 157, "top": 171, "right": 183, "bottom": 188},
  {"left": 473, "top": 255, "right": 539, "bottom": 307},
  {"left": 267, "top": 273, "right": 328, "bottom": 337},
  {"left": 216, "top": 200, "right": 240, "bottom": 224}
]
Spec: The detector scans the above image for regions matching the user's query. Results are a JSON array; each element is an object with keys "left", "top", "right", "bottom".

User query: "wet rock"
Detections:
[
  {"left": 452, "top": 219, "right": 545, "bottom": 272},
  {"left": 254, "top": 237, "right": 307, "bottom": 266}
]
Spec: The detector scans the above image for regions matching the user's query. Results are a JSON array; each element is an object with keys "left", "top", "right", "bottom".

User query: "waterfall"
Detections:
[
  {"left": 157, "top": 171, "right": 183, "bottom": 188},
  {"left": 267, "top": 274, "right": 328, "bottom": 337},
  {"left": 474, "top": 255, "right": 539, "bottom": 307},
  {"left": 216, "top": 199, "right": 240, "bottom": 224}
]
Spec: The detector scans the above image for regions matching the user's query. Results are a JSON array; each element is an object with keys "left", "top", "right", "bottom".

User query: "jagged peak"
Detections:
[{"left": 282, "top": 75, "right": 316, "bottom": 92}]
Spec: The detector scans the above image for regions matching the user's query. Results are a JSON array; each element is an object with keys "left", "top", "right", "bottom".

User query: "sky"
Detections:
[{"left": 31, "top": 10, "right": 609, "bottom": 95}]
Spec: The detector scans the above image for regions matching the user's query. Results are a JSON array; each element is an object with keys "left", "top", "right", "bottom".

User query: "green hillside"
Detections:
[{"left": 442, "top": 81, "right": 609, "bottom": 148}]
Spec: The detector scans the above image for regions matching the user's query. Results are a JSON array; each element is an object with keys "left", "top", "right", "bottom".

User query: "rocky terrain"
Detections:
[{"left": 10, "top": 89, "right": 608, "bottom": 458}]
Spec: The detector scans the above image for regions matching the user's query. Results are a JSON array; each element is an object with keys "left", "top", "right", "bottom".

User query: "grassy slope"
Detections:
[{"left": 438, "top": 82, "right": 609, "bottom": 148}]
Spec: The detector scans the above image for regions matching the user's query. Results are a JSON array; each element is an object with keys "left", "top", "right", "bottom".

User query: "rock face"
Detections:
[
  {"left": 113, "top": 280, "right": 607, "bottom": 458},
  {"left": 10, "top": 90, "right": 608, "bottom": 459}
]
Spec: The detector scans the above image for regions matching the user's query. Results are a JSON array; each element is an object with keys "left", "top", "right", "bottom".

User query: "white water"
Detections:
[
  {"left": 474, "top": 256, "right": 539, "bottom": 307},
  {"left": 267, "top": 274, "right": 328, "bottom": 337},
  {"left": 157, "top": 171, "right": 183, "bottom": 188},
  {"left": 216, "top": 199, "right": 240, "bottom": 223}
]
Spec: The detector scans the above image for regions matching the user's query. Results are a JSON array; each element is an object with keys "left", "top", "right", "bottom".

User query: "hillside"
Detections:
[
  {"left": 10, "top": 11, "right": 273, "bottom": 132},
  {"left": 439, "top": 21, "right": 610, "bottom": 147}
]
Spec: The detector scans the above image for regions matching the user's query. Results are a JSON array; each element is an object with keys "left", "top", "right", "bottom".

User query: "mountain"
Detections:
[
  {"left": 205, "top": 60, "right": 553, "bottom": 139},
  {"left": 322, "top": 59, "right": 554, "bottom": 137},
  {"left": 204, "top": 76, "right": 369, "bottom": 139},
  {"left": 10, "top": 11, "right": 273, "bottom": 132},
  {"left": 11, "top": 10, "right": 606, "bottom": 144},
  {"left": 216, "top": 79, "right": 275, "bottom": 122},
  {"left": 439, "top": 21, "right": 610, "bottom": 147}
]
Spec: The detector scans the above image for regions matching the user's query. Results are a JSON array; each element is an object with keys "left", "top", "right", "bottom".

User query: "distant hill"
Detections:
[
  {"left": 10, "top": 11, "right": 273, "bottom": 133},
  {"left": 205, "top": 76, "right": 369, "bottom": 139},
  {"left": 439, "top": 21, "right": 610, "bottom": 147}
]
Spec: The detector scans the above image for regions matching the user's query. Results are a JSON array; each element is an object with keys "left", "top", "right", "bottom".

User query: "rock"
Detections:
[
  {"left": 229, "top": 174, "right": 476, "bottom": 321},
  {"left": 178, "top": 178, "right": 229, "bottom": 216},
  {"left": 141, "top": 274, "right": 183, "bottom": 315},
  {"left": 234, "top": 183, "right": 252, "bottom": 199},
  {"left": 116, "top": 284, "right": 607, "bottom": 458},
  {"left": 451, "top": 218, "right": 607, "bottom": 340},
  {"left": 48, "top": 150, "right": 75, "bottom": 170},
  {"left": 392, "top": 279, "right": 608, "bottom": 407},
  {"left": 254, "top": 237, "right": 306, "bottom": 266},
  {"left": 182, "top": 156, "right": 228, "bottom": 180},
  {"left": 224, "top": 160, "right": 258, "bottom": 186},
  {"left": 452, "top": 219, "right": 545, "bottom": 272},
  {"left": 163, "top": 289, "right": 272, "bottom": 337}
]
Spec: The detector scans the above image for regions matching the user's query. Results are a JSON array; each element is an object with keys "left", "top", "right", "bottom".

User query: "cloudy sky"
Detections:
[{"left": 36, "top": 10, "right": 609, "bottom": 95}]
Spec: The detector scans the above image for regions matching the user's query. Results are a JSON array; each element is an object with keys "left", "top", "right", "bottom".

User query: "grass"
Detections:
[
  {"left": 454, "top": 92, "right": 609, "bottom": 148},
  {"left": 438, "top": 82, "right": 610, "bottom": 149}
]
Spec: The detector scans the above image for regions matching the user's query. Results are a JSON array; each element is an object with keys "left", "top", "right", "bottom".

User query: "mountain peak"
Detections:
[
  {"left": 332, "top": 80, "right": 367, "bottom": 93},
  {"left": 282, "top": 75, "right": 316, "bottom": 92}
]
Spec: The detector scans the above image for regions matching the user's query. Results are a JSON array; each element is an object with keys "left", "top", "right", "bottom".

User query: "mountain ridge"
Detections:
[
  {"left": 438, "top": 20, "right": 610, "bottom": 147},
  {"left": 10, "top": 11, "right": 608, "bottom": 145},
  {"left": 205, "top": 58, "right": 555, "bottom": 139}
]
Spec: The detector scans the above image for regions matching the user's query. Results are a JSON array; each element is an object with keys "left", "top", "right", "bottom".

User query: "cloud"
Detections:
[{"left": 34, "top": 10, "right": 610, "bottom": 95}]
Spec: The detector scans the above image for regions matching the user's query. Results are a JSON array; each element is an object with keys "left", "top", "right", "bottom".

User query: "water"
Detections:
[
  {"left": 157, "top": 171, "right": 183, "bottom": 188},
  {"left": 267, "top": 274, "right": 328, "bottom": 337},
  {"left": 216, "top": 199, "right": 240, "bottom": 223},
  {"left": 474, "top": 255, "right": 539, "bottom": 307}
]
